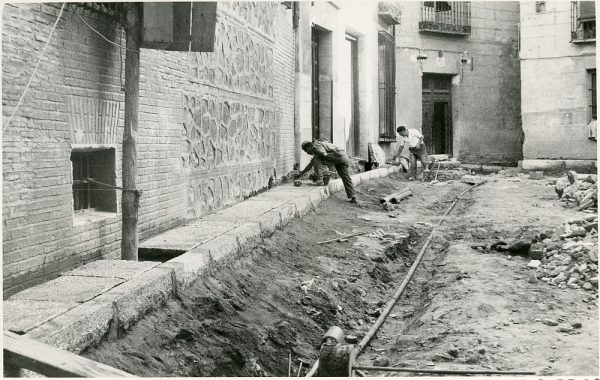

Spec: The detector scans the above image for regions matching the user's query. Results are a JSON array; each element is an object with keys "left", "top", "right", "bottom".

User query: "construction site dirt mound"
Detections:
[{"left": 82, "top": 173, "right": 598, "bottom": 377}]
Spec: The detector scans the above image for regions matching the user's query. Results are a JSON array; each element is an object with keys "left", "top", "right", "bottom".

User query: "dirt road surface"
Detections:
[{"left": 82, "top": 172, "right": 598, "bottom": 377}]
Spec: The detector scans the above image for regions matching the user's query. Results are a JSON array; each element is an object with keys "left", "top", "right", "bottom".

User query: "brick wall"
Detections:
[{"left": 2, "top": 2, "right": 295, "bottom": 297}]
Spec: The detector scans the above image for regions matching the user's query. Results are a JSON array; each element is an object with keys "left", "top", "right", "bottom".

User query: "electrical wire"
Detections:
[
  {"left": 74, "top": 11, "right": 137, "bottom": 52},
  {"left": 3, "top": 2, "right": 66, "bottom": 132}
]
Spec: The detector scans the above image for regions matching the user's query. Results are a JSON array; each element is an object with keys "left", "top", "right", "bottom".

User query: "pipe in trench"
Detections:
[
  {"left": 353, "top": 365, "right": 536, "bottom": 376},
  {"left": 306, "top": 183, "right": 484, "bottom": 377}
]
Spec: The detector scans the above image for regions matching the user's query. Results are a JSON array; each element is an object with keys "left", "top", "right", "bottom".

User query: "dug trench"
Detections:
[
  {"left": 81, "top": 174, "right": 460, "bottom": 376},
  {"left": 82, "top": 172, "right": 598, "bottom": 376}
]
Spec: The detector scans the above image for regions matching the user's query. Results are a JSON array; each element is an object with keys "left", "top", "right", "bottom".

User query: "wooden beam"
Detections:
[
  {"left": 3, "top": 331, "right": 136, "bottom": 377},
  {"left": 122, "top": 3, "right": 142, "bottom": 261}
]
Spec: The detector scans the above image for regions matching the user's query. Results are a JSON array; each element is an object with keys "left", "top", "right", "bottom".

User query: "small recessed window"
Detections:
[
  {"left": 536, "top": 1, "right": 546, "bottom": 12},
  {"left": 71, "top": 148, "right": 117, "bottom": 215}
]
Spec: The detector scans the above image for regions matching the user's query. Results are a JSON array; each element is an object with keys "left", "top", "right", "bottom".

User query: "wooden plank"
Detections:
[
  {"left": 141, "top": 2, "right": 174, "bottom": 49},
  {"left": 190, "top": 2, "right": 217, "bottom": 52},
  {"left": 3, "top": 331, "right": 136, "bottom": 378}
]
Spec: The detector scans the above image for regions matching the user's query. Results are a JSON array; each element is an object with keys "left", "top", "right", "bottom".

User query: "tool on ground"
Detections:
[
  {"left": 288, "top": 352, "right": 292, "bottom": 377},
  {"left": 317, "top": 232, "right": 368, "bottom": 245},
  {"left": 379, "top": 190, "right": 413, "bottom": 204},
  {"left": 296, "top": 358, "right": 310, "bottom": 377},
  {"left": 312, "top": 326, "right": 536, "bottom": 376}
]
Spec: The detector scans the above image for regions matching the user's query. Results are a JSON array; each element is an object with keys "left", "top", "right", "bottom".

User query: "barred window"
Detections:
[
  {"left": 378, "top": 31, "right": 396, "bottom": 140},
  {"left": 71, "top": 148, "right": 117, "bottom": 213},
  {"left": 589, "top": 69, "right": 597, "bottom": 121}
]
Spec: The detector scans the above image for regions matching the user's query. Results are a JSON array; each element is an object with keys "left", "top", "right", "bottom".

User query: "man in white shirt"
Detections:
[{"left": 391, "top": 125, "right": 429, "bottom": 180}]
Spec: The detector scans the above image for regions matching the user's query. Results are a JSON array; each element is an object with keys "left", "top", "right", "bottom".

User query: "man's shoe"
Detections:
[
  {"left": 315, "top": 180, "right": 325, "bottom": 186},
  {"left": 348, "top": 197, "right": 357, "bottom": 204}
]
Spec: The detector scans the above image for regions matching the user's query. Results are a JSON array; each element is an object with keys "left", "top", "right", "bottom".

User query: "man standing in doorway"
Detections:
[
  {"left": 392, "top": 126, "right": 429, "bottom": 180},
  {"left": 296, "top": 140, "right": 357, "bottom": 203}
]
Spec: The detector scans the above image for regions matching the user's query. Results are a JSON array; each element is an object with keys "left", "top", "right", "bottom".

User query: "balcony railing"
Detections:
[
  {"left": 419, "top": 1, "right": 471, "bottom": 35},
  {"left": 571, "top": 1, "right": 596, "bottom": 43}
]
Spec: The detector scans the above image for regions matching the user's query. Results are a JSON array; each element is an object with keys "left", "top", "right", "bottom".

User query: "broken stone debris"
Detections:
[
  {"left": 461, "top": 175, "right": 488, "bottom": 185},
  {"left": 554, "top": 171, "right": 597, "bottom": 211},
  {"left": 533, "top": 217, "right": 598, "bottom": 292}
]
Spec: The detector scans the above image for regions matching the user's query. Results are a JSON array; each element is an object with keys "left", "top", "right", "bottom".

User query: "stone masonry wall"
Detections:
[
  {"left": 2, "top": 2, "right": 295, "bottom": 297},
  {"left": 390, "top": 1, "right": 523, "bottom": 165}
]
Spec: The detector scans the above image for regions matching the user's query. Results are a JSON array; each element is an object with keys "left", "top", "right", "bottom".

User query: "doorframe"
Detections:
[
  {"left": 421, "top": 73, "right": 453, "bottom": 156},
  {"left": 345, "top": 34, "right": 359, "bottom": 156}
]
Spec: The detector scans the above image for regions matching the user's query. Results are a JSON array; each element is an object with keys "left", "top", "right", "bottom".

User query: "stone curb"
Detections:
[{"left": 4, "top": 165, "right": 401, "bottom": 355}]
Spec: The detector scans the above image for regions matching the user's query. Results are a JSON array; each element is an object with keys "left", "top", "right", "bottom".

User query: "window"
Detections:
[
  {"left": 571, "top": 1, "right": 596, "bottom": 42},
  {"left": 419, "top": 1, "right": 471, "bottom": 35},
  {"left": 378, "top": 31, "right": 396, "bottom": 140},
  {"left": 71, "top": 148, "right": 117, "bottom": 214},
  {"left": 536, "top": 1, "right": 546, "bottom": 12},
  {"left": 589, "top": 69, "right": 597, "bottom": 121}
]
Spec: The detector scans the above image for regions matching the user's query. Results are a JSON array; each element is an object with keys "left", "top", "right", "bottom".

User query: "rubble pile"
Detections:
[
  {"left": 532, "top": 215, "right": 598, "bottom": 292},
  {"left": 554, "top": 171, "right": 598, "bottom": 211}
]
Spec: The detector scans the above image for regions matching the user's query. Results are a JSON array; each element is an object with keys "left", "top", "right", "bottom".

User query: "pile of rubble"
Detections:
[
  {"left": 553, "top": 171, "right": 598, "bottom": 211},
  {"left": 529, "top": 215, "right": 598, "bottom": 292}
]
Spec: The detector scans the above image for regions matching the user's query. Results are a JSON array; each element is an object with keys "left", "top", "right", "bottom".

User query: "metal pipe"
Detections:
[
  {"left": 306, "top": 183, "right": 484, "bottom": 377},
  {"left": 353, "top": 365, "right": 536, "bottom": 376}
]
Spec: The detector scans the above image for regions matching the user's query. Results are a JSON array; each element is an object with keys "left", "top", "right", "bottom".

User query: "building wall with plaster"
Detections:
[
  {"left": 2, "top": 2, "right": 295, "bottom": 297},
  {"left": 519, "top": 1, "right": 597, "bottom": 161},
  {"left": 385, "top": 1, "right": 523, "bottom": 165},
  {"left": 294, "top": 1, "right": 380, "bottom": 167}
]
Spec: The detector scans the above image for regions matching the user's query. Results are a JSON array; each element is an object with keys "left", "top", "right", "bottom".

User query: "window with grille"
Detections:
[
  {"left": 420, "top": 1, "right": 471, "bottom": 35},
  {"left": 589, "top": 69, "right": 597, "bottom": 121},
  {"left": 71, "top": 148, "right": 117, "bottom": 213},
  {"left": 571, "top": 1, "right": 596, "bottom": 42},
  {"left": 378, "top": 31, "right": 396, "bottom": 140}
]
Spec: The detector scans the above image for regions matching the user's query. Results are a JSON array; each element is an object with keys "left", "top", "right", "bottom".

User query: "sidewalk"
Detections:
[{"left": 3, "top": 166, "right": 400, "bottom": 354}]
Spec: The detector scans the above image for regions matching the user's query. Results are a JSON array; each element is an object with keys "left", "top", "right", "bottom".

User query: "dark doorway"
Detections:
[
  {"left": 342, "top": 35, "right": 358, "bottom": 156},
  {"left": 422, "top": 74, "right": 452, "bottom": 155},
  {"left": 311, "top": 28, "right": 320, "bottom": 140}
]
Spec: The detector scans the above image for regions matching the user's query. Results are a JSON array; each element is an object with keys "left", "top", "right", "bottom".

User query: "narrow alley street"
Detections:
[{"left": 81, "top": 171, "right": 598, "bottom": 377}]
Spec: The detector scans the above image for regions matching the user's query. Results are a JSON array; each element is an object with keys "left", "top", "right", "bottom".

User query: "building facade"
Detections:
[
  {"left": 294, "top": 1, "right": 380, "bottom": 167},
  {"left": 519, "top": 1, "right": 596, "bottom": 167},
  {"left": 381, "top": 1, "right": 523, "bottom": 165},
  {"left": 2, "top": 2, "right": 295, "bottom": 296}
]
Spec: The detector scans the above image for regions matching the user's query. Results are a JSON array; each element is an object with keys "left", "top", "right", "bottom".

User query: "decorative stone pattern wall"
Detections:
[
  {"left": 181, "top": 94, "right": 275, "bottom": 170},
  {"left": 182, "top": 2, "right": 290, "bottom": 220}
]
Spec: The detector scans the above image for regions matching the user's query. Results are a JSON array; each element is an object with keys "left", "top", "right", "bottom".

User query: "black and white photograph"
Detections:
[{"left": 2, "top": 0, "right": 598, "bottom": 377}]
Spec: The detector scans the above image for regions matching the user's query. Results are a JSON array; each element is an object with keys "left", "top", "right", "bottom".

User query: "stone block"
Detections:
[
  {"left": 25, "top": 300, "right": 114, "bottom": 354},
  {"left": 308, "top": 187, "right": 328, "bottom": 206},
  {"left": 529, "top": 171, "right": 544, "bottom": 180},
  {"left": 161, "top": 249, "right": 211, "bottom": 287},
  {"left": 520, "top": 159, "right": 565, "bottom": 171},
  {"left": 140, "top": 220, "right": 238, "bottom": 251},
  {"left": 10, "top": 276, "right": 124, "bottom": 303},
  {"left": 252, "top": 210, "right": 282, "bottom": 236},
  {"left": 198, "top": 234, "right": 240, "bottom": 265},
  {"left": 4, "top": 300, "right": 78, "bottom": 334},
  {"left": 216, "top": 200, "right": 282, "bottom": 221},
  {"left": 92, "top": 267, "right": 174, "bottom": 330},
  {"left": 286, "top": 197, "right": 313, "bottom": 217},
  {"left": 224, "top": 222, "right": 262, "bottom": 248},
  {"left": 328, "top": 178, "right": 344, "bottom": 193},
  {"left": 61, "top": 260, "right": 159, "bottom": 280},
  {"left": 273, "top": 203, "right": 297, "bottom": 227}
]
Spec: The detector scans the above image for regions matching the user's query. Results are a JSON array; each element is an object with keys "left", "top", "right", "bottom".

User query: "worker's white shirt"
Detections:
[{"left": 400, "top": 129, "right": 423, "bottom": 148}]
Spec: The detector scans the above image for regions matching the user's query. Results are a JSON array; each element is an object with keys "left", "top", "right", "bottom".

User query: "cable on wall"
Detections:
[{"left": 3, "top": 3, "right": 67, "bottom": 132}]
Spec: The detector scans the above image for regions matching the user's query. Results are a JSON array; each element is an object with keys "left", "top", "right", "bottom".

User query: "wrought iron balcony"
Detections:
[
  {"left": 419, "top": 1, "right": 471, "bottom": 36},
  {"left": 571, "top": 1, "right": 596, "bottom": 43}
]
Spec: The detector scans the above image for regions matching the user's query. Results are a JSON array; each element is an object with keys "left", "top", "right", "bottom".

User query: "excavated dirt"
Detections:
[{"left": 82, "top": 172, "right": 598, "bottom": 377}]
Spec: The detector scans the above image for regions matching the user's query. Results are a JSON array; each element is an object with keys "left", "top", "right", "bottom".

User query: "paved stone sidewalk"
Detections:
[{"left": 3, "top": 166, "right": 400, "bottom": 354}]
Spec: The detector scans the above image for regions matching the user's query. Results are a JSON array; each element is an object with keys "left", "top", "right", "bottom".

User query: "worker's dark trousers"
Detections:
[{"left": 313, "top": 158, "right": 356, "bottom": 199}]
